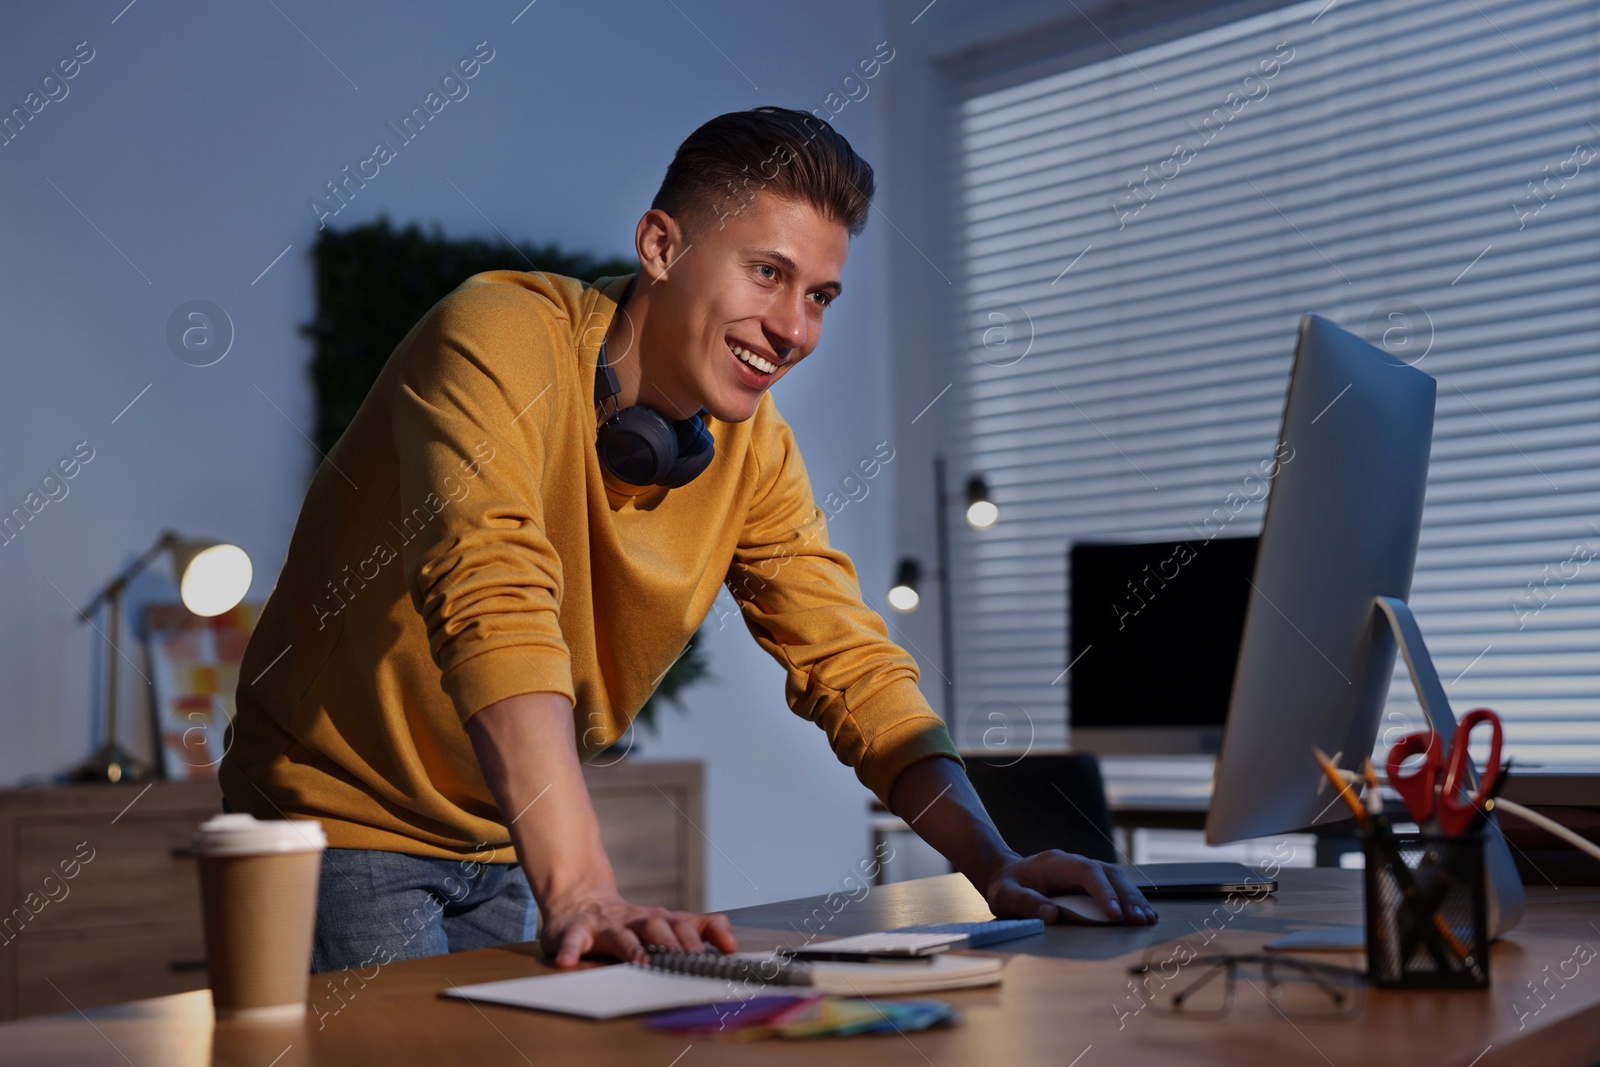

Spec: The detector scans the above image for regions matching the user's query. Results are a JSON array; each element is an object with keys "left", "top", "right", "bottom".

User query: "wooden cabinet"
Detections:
[
  {"left": 0, "top": 760, "right": 702, "bottom": 1019},
  {"left": 0, "top": 779, "right": 221, "bottom": 1020},
  {"left": 585, "top": 759, "right": 704, "bottom": 913}
]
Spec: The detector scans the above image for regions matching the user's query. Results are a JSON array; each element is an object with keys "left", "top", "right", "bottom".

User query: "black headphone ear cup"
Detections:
[
  {"left": 598, "top": 406, "right": 680, "bottom": 485},
  {"left": 658, "top": 415, "right": 715, "bottom": 488}
]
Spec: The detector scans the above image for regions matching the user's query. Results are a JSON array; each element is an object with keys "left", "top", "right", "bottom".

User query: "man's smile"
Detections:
[{"left": 726, "top": 337, "right": 784, "bottom": 387}]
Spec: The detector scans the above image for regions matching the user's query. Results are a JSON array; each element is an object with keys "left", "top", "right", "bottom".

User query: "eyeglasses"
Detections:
[{"left": 1126, "top": 950, "right": 1364, "bottom": 1019}]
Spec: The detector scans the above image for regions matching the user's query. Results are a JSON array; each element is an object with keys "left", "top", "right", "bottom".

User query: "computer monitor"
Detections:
[
  {"left": 1068, "top": 537, "right": 1257, "bottom": 755},
  {"left": 1205, "top": 313, "right": 1524, "bottom": 936}
]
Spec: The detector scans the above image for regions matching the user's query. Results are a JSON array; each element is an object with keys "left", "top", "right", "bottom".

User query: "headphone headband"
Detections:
[
  {"left": 591, "top": 327, "right": 713, "bottom": 487},
  {"left": 595, "top": 338, "right": 623, "bottom": 419}
]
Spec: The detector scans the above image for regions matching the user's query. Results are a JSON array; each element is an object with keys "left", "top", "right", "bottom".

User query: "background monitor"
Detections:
[{"left": 1068, "top": 537, "right": 1258, "bottom": 755}]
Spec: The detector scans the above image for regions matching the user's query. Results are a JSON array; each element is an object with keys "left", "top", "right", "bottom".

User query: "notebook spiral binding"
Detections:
[{"left": 636, "top": 947, "right": 814, "bottom": 988}]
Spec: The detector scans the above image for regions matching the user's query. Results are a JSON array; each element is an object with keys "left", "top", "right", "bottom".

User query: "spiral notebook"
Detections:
[{"left": 441, "top": 949, "right": 1005, "bottom": 1019}]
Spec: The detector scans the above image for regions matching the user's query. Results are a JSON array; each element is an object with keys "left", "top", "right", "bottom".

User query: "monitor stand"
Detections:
[{"left": 1375, "top": 596, "right": 1526, "bottom": 937}]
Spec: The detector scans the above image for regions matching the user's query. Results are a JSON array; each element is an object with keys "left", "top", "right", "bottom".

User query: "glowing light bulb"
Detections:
[{"left": 179, "top": 544, "right": 252, "bottom": 617}]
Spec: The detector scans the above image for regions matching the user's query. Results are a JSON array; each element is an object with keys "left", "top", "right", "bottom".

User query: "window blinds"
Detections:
[{"left": 948, "top": 0, "right": 1600, "bottom": 763}]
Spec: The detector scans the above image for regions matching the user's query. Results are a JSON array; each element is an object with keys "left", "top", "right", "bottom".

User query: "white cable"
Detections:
[
  {"left": 1491, "top": 798, "right": 1600, "bottom": 866},
  {"left": 1357, "top": 766, "right": 1600, "bottom": 868}
]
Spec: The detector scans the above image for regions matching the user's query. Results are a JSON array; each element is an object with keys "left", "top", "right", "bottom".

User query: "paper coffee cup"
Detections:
[{"left": 194, "top": 813, "right": 326, "bottom": 1022}]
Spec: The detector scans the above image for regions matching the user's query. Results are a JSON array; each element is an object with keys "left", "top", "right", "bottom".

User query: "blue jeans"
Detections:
[{"left": 311, "top": 846, "right": 540, "bottom": 973}]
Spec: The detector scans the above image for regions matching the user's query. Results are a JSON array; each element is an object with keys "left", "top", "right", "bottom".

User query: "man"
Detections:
[{"left": 221, "top": 106, "right": 1154, "bottom": 974}]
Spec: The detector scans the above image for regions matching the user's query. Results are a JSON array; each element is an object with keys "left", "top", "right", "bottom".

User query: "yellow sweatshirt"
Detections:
[{"left": 220, "top": 270, "right": 962, "bottom": 862}]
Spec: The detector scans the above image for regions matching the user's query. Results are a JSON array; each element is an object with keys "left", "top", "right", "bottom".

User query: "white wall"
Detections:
[{"left": 0, "top": 0, "right": 926, "bottom": 912}]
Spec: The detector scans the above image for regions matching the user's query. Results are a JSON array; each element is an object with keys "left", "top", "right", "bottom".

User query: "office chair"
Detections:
[{"left": 964, "top": 753, "right": 1119, "bottom": 864}]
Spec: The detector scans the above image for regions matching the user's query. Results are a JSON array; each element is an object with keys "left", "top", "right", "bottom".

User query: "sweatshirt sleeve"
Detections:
[
  {"left": 389, "top": 282, "right": 576, "bottom": 723},
  {"left": 726, "top": 405, "right": 964, "bottom": 807}
]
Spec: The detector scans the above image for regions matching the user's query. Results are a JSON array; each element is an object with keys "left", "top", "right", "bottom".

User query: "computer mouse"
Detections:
[{"left": 1048, "top": 894, "right": 1123, "bottom": 925}]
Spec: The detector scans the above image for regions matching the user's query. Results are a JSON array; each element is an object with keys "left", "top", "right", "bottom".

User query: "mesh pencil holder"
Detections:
[{"left": 1364, "top": 829, "right": 1490, "bottom": 989}]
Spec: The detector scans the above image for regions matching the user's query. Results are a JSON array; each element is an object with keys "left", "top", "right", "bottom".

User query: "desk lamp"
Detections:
[{"left": 69, "top": 531, "right": 253, "bottom": 783}]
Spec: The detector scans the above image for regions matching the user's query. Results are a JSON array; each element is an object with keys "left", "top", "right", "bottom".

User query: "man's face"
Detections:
[{"left": 645, "top": 190, "right": 850, "bottom": 424}]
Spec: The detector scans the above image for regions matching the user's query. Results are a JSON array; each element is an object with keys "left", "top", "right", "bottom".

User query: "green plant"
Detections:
[
  {"left": 635, "top": 628, "right": 714, "bottom": 736},
  {"left": 301, "top": 214, "right": 710, "bottom": 732},
  {"left": 300, "top": 213, "right": 637, "bottom": 453}
]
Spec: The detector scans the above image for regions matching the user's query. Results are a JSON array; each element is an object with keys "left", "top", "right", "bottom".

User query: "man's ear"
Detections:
[{"left": 636, "top": 208, "right": 688, "bottom": 284}]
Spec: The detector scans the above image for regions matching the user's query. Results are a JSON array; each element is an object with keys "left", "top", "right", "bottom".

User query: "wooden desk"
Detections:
[{"left": 3, "top": 869, "right": 1598, "bottom": 1066}]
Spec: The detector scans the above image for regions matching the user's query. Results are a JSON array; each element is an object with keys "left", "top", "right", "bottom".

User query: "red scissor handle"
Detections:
[
  {"left": 1437, "top": 707, "right": 1504, "bottom": 836},
  {"left": 1385, "top": 729, "right": 1442, "bottom": 825}
]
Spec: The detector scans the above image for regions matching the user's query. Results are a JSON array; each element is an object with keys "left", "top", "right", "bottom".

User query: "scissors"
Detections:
[{"left": 1384, "top": 708, "right": 1504, "bottom": 837}]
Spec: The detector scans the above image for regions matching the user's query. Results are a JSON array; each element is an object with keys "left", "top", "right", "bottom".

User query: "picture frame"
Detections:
[{"left": 144, "top": 601, "right": 259, "bottom": 780}]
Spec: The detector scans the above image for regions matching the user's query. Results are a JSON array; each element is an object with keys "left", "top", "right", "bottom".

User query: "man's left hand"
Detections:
[{"left": 982, "top": 850, "right": 1158, "bottom": 925}]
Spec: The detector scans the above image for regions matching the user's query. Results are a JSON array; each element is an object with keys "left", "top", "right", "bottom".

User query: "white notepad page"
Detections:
[
  {"left": 442, "top": 953, "right": 1004, "bottom": 1019},
  {"left": 445, "top": 964, "right": 745, "bottom": 1020}
]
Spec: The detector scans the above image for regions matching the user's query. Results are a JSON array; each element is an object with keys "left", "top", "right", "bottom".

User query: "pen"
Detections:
[
  {"left": 1465, "top": 759, "right": 1513, "bottom": 835},
  {"left": 786, "top": 951, "right": 937, "bottom": 964}
]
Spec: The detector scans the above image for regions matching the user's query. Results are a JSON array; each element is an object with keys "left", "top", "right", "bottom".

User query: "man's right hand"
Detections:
[
  {"left": 465, "top": 693, "right": 740, "bottom": 970},
  {"left": 539, "top": 889, "right": 738, "bottom": 967}
]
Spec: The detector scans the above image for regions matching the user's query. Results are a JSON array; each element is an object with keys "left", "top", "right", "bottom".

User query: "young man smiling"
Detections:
[{"left": 221, "top": 106, "right": 1154, "bottom": 974}]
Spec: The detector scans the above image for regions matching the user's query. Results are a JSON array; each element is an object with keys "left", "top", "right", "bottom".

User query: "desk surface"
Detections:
[{"left": 5, "top": 869, "right": 1599, "bottom": 1066}]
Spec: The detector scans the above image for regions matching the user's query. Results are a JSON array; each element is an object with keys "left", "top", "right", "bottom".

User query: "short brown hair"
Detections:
[{"left": 651, "top": 106, "right": 875, "bottom": 238}]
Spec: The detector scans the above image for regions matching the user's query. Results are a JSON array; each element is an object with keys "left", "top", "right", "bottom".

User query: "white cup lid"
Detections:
[{"left": 194, "top": 813, "right": 326, "bottom": 856}]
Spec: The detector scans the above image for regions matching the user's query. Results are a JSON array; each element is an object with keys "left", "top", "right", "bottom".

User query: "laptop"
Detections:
[{"left": 1119, "top": 862, "right": 1278, "bottom": 898}]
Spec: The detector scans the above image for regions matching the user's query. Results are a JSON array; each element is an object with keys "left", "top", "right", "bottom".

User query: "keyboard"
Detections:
[{"left": 787, "top": 919, "right": 1045, "bottom": 960}]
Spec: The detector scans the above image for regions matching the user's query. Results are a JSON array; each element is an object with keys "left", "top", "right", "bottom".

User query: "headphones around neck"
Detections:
[{"left": 593, "top": 335, "right": 715, "bottom": 488}]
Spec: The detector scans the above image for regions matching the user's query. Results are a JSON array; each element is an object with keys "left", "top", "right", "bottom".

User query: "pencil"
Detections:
[
  {"left": 1325, "top": 750, "right": 1469, "bottom": 970},
  {"left": 1311, "top": 746, "right": 1369, "bottom": 830}
]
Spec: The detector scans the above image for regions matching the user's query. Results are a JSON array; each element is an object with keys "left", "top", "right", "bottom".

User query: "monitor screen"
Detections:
[
  {"left": 1068, "top": 537, "right": 1257, "bottom": 733},
  {"left": 1199, "top": 313, "right": 1521, "bottom": 935}
]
